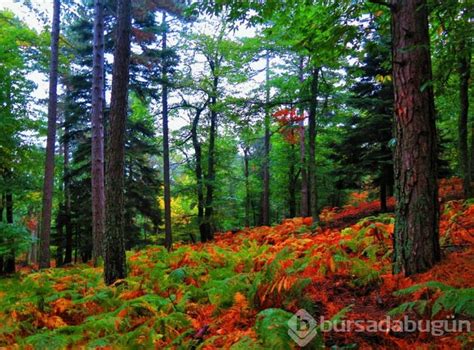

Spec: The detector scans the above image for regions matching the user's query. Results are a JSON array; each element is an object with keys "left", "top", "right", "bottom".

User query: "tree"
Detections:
[
  {"left": 104, "top": 0, "right": 132, "bottom": 285},
  {"left": 162, "top": 13, "right": 172, "bottom": 251},
  {"left": 389, "top": 0, "right": 440, "bottom": 275},
  {"left": 39, "top": 0, "right": 61, "bottom": 269},
  {"left": 261, "top": 51, "right": 271, "bottom": 225},
  {"left": 335, "top": 23, "right": 394, "bottom": 212},
  {"left": 458, "top": 38, "right": 471, "bottom": 198},
  {"left": 91, "top": 0, "right": 106, "bottom": 263}
]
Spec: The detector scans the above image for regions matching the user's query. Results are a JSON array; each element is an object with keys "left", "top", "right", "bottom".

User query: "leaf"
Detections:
[
  {"left": 51, "top": 298, "right": 73, "bottom": 314},
  {"left": 119, "top": 289, "right": 145, "bottom": 301},
  {"left": 42, "top": 315, "right": 67, "bottom": 329},
  {"left": 255, "top": 308, "right": 293, "bottom": 348},
  {"left": 328, "top": 256, "right": 336, "bottom": 273}
]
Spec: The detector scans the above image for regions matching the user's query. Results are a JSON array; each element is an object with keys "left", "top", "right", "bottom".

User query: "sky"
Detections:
[{"left": 1, "top": 0, "right": 268, "bottom": 135}]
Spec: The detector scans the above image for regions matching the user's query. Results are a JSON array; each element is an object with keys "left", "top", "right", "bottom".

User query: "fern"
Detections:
[
  {"left": 255, "top": 308, "right": 294, "bottom": 349},
  {"left": 391, "top": 281, "right": 474, "bottom": 318},
  {"left": 432, "top": 288, "right": 474, "bottom": 317}
]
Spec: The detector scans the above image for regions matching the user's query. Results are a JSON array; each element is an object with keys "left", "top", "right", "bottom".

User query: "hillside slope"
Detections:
[{"left": 0, "top": 198, "right": 473, "bottom": 349}]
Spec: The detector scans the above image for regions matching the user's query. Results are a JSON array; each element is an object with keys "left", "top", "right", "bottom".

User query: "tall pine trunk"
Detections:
[
  {"left": 458, "top": 39, "right": 471, "bottom": 198},
  {"left": 0, "top": 194, "right": 3, "bottom": 274},
  {"left": 391, "top": 0, "right": 440, "bottom": 275},
  {"left": 298, "top": 57, "right": 309, "bottom": 217},
  {"left": 192, "top": 109, "right": 205, "bottom": 232},
  {"left": 4, "top": 192, "right": 15, "bottom": 273},
  {"left": 288, "top": 144, "right": 297, "bottom": 217},
  {"left": 39, "top": 0, "right": 60, "bottom": 269},
  {"left": 308, "top": 67, "right": 319, "bottom": 222},
  {"left": 91, "top": 0, "right": 106, "bottom": 263},
  {"left": 63, "top": 118, "right": 73, "bottom": 264},
  {"left": 162, "top": 13, "right": 172, "bottom": 251},
  {"left": 201, "top": 66, "right": 218, "bottom": 242},
  {"left": 262, "top": 51, "right": 271, "bottom": 225},
  {"left": 244, "top": 146, "right": 251, "bottom": 227},
  {"left": 104, "top": 0, "right": 131, "bottom": 285}
]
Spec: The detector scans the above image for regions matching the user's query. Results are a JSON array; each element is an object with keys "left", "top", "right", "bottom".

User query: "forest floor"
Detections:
[{"left": 0, "top": 179, "right": 473, "bottom": 349}]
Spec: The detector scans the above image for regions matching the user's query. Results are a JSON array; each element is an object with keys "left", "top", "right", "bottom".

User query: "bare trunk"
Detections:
[
  {"left": 4, "top": 192, "right": 15, "bottom": 273},
  {"left": 104, "top": 0, "right": 131, "bottom": 285},
  {"left": 380, "top": 177, "right": 387, "bottom": 212},
  {"left": 0, "top": 194, "right": 3, "bottom": 274},
  {"left": 39, "top": 0, "right": 60, "bottom": 269},
  {"left": 299, "top": 122, "right": 308, "bottom": 217},
  {"left": 262, "top": 51, "right": 271, "bottom": 225},
  {"left": 244, "top": 147, "right": 251, "bottom": 227},
  {"left": 288, "top": 144, "right": 297, "bottom": 217},
  {"left": 162, "top": 13, "right": 172, "bottom": 251},
  {"left": 308, "top": 67, "right": 319, "bottom": 222},
  {"left": 63, "top": 122, "right": 73, "bottom": 264},
  {"left": 191, "top": 109, "right": 204, "bottom": 231},
  {"left": 202, "top": 68, "right": 218, "bottom": 242},
  {"left": 458, "top": 39, "right": 471, "bottom": 198},
  {"left": 298, "top": 57, "right": 309, "bottom": 217},
  {"left": 391, "top": 0, "right": 440, "bottom": 275},
  {"left": 91, "top": 0, "right": 106, "bottom": 263}
]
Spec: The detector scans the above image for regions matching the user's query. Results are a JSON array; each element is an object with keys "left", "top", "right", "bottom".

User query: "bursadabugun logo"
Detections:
[
  {"left": 287, "top": 309, "right": 318, "bottom": 346},
  {"left": 288, "top": 309, "right": 472, "bottom": 346}
]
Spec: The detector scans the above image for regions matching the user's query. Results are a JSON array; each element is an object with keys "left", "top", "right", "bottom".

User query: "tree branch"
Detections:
[{"left": 368, "top": 0, "right": 394, "bottom": 10}]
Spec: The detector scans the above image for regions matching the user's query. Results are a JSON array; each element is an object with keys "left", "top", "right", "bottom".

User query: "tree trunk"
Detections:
[
  {"left": 91, "top": 0, "right": 106, "bottom": 263},
  {"left": 202, "top": 67, "right": 218, "bottom": 242},
  {"left": 104, "top": 0, "right": 131, "bottom": 285},
  {"left": 262, "top": 51, "right": 271, "bottom": 226},
  {"left": 4, "top": 192, "right": 15, "bottom": 274},
  {"left": 39, "top": 0, "right": 60, "bottom": 269},
  {"left": 308, "top": 67, "right": 320, "bottom": 222},
  {"left": 380, "top": 177, "right": 387, "bottom": 213},
  {"left": 162, "top": 13, "right": 173, "bottom": 251},
  {"left": 288, "top": 144, "right": 297, "bottom": 217},
  {"left": 298, "top": 57, "right": 309, "bottom": 217},
  {"left": 191, "top": 109, "right": 205, "bottom": 233},
  {"left": 391, "top": 0, "right": 440, "bottom": 275},
  {"left": 0, "top": 194, "right": 3, "bottom": 274},
  {"left": 63, "top": 126, "right": 73, "bottom": 264},
  {"left": 458, "top": 39, "right": 471, "bottom": 198},
  {"left": 244, "top": 146, "right": 251, "bottom": 227},
  {"left": 298, "top": 122, "right": 309, "bottom": 217}
]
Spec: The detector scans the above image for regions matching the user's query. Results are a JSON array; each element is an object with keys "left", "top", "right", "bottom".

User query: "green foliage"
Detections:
[
  {"left": 255, "top": 308, "right": 294, "bottom": 349},
  {"left": 390, "top": 282, "right": 474, "bottom": 318},
  {"left": 0, "top": 222, "right": 33, "bottom": 256}
]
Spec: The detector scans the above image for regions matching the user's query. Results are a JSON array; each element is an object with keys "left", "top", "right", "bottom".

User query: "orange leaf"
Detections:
[
  {"left": 42, "top": 315, "right": 67, "bottom": 329},
  {"left": 119, "top": 289, "right": 145, "bottom": 301},
  {"left": 51, "top": 298, "right": 73, "bottom": 314},
  {"left": 328, "top": 256, "right": 336, "bottom": 273}
]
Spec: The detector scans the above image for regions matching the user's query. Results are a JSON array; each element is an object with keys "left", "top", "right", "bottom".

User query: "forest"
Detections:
[{"left": 0, "top": 0, "right": 473, "bottom": 348}]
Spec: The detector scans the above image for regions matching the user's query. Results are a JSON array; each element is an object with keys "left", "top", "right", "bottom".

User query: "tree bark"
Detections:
[
  {"left": 63, "top": 121, "right": 73, "bottom": 264},
  {"left": 91, "top": 0, "right": 106, "bottom": 263},
  {"left": 391, "top": 0, "right": 440, "bottom": 275},
  {"left": 262, "top": 51, "right": 271, "bottom": 226},
  {"left": 4, "top": 192, "right": 15, "bottom": 274},
  {"left": 162, "top": 13, "right": 173, "bottom": 251},
  {"left": 244, "top": 146, "right": 251, "bottom": 226},
  {"left": 201, "top": 63, "right": 218, "bottom": 242},
  {"left": 308, "top": 67, "right": 320, "bottom": 222},
  {"left": 39, "top": 0, "right": 60, "bottom": 269},
  {"left": 298, "top": 57, "right": 309, "bottom": 217},
  {"left": 0, "top": 194, "right": 3, "bottom": 274},
  {"left": 458, "top": 39, "right": 471, "bottom": 198},
  {"left": 380, "top": 177, "right": 387, "bottom": 212},
  {"left": 104, "top": 0, "right": 131, "bottom": 285},
  {"left": 288, "top": 144, "right": 297, "bottom": 217},
  {"left": 191, "top": 109, "right": 205, "bottom": 233}
]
